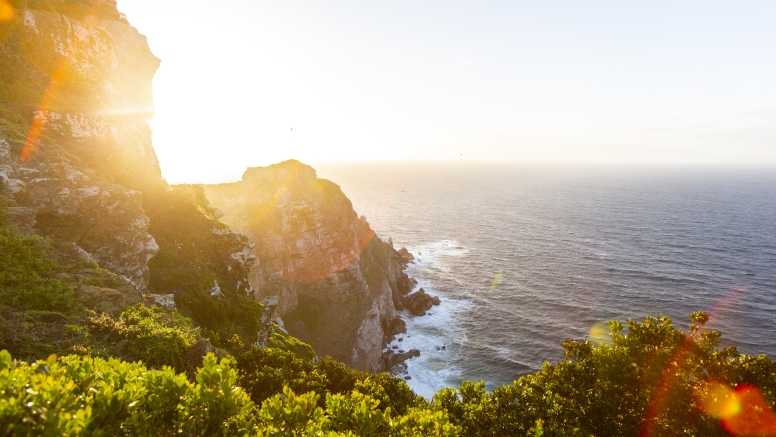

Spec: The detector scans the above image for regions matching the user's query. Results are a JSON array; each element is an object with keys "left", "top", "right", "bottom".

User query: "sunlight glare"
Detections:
[{"left": 0, "top": 0, "right": 14, "bottom": 21}]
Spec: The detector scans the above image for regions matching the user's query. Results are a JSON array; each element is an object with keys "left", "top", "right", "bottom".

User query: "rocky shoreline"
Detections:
[
  {"left": 203, "top": 161, "right": 441, "bottom": 372},
  {"left": 380, "top": 245, "right": 441, "bottom": 377}
]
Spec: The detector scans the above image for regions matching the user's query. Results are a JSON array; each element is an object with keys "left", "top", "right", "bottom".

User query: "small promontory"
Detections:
[{"left": 204, "top": 160, "right": 419, "bottom": 371}]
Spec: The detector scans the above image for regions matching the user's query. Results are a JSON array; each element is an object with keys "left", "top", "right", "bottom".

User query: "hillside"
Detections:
[
  {"left": 204, "top": 160, "right": 427, "bottom": 372},
  {"left": 2, "top": 2, "right": 776, "bottom": 436}
]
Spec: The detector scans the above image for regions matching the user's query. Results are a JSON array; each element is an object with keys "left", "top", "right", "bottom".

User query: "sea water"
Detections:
[{"left": 314, "top": 163, "right": 776, "bottom": 398}]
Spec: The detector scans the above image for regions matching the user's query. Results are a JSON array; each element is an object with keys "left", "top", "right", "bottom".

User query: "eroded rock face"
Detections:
[
  {"left": 13, "top": 8, "right": 163, "bottom": 191},
  {"left": 204, "top": 160, "right": 416, "bottom": 371},
  {"left": 0, "top": 8, "right": 164, "bottom": 290},
  {"left": 1, "top": 140, "right": 158, "bottom": 288}
]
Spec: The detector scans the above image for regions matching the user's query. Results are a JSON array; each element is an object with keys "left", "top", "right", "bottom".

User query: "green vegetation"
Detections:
[
  {"left": 87, "top": 305, "right": 203, "bottom": 373},
  {"left": 4, "top": 193, "right": 776, "bottom": 435},
  {"left": 3, "top": 311, "right": 776, "bottom": 435},
  {"left": 432, "top": 312, "right": 776, "bottom": 436},
  {"left": 0, "top": 351, "right": 458, "bottom": 436},
  {"left": 232, "top": 339, "right": 421, "bottom": 416},
  {"left": 0, "top": 206, "right": 79, "bottom": 314},
  {"left": 143, "top": 184, "right": 264, "bottom": 347}
]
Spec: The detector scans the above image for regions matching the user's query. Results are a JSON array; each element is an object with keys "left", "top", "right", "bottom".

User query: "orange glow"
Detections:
[
  {"left": 243, "top": 162, "right": 376, "bottom": 282},
  {"left": 720, "top": 384, "right": 776, "bottom": 436},
  {"left": 696, "top": 381, "right": 776, "bottom": 435},
  {"left": 20, "top": 2, "right": 104, "bottom": 162},
  {"left": 639, "top": 287, "right": 748, "bottom": 437},
  {"left": 696, "top": 380, "right": 735, "bottom": 418},
  {"left": 588, "top": 321, "right": 612, "bottom": 346},
  {"left": 0, "top": 0, "right": 14, "bottom": 21}
]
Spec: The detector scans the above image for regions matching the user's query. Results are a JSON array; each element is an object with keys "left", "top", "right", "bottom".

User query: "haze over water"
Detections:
[{"left": 315, "top": 163, "right": 776, "bottom": 397}]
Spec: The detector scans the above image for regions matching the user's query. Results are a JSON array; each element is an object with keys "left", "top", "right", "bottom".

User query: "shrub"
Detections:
[
  {"left": 0, "top": 205, "right": 79, "bottom": 314},
  {"left": 236, "top": 343, "right": 423, "bottom": 415},
  {"left": 0, "top": 351, "right": 254, "bottom": 436},
  {"left": 87, "top": 304, "right": 201, "bottom": 372},
  {"left": 143, "top": 185, "right": 263, "bottom": 346},
  {"left": 432, "top": 313, "right": 776, "bottom": 436},
  {"left": 0, "top": 350, "right": 451, "bottom": 436}
]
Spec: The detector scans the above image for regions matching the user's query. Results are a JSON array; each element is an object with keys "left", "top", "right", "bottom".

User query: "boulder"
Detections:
[
  {"left": 402, "top": 288, "right": 441, "bottom": 316},
  {"left": 187, "top": 338, "right": 221, "bottom": 368},
  {"left": 145, "top": 293, "right": 176, "bottom": 310},
  {"left": 397, "top": 247, "right": 415, "bottom": 263},
  {"left": 381, "top": 348, "right": 420, "bottom": 371},
  {"left": 77, "top": 285, "right": 128, "bottom": 313},
  {"left": 256, "top": 296, "right": 279, "bottom": 348}
]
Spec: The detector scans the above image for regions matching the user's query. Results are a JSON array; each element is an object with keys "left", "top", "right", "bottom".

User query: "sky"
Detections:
[{"left": 117, "top": 0, "right": 776, "bottom": 184}]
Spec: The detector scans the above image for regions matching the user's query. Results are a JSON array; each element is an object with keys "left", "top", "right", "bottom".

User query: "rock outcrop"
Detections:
[
  {"left": 1, "top": 141, "right": 159, "bottom": 288},
  {"left": 0, "top": 6, "right": 163, "bottom": 290},
  {"left": 204, "top": 160, "right": 418, "bottom": 371},
  {"left": 402, "top": 287, "right": 441, "bottom": 316},
  {"left": 0, "top": 4, "right": 259, "bottom": 341}
]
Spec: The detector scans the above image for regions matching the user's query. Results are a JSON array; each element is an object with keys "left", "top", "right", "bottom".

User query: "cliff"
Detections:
[
  {"left": 0, "top": 2, "right": 262, "bottom": 347},
  {"left": 204, "top": 160, "right": 419, "bottom": 371}
]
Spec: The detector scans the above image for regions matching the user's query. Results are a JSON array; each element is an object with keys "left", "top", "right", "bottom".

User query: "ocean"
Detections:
[{"left": 313, "top": 163, "right": 776, "bottom": 398}]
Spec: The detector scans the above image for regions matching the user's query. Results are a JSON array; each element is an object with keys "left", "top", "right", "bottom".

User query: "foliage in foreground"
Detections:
[
  {"left": 0, "top": 351, "right": 458, "bottom": 436},
  {"left": 233, "top": 338, "right": 422, "bottom": 416},
  {"left": 432, "top": 312, "right": 776, "bottom": 436},
  {"left": 87, "top": 304, "right": 203, "bottom": 373},
  {"left": 3, "top": 313, "right": 776, "bottom": 436}
]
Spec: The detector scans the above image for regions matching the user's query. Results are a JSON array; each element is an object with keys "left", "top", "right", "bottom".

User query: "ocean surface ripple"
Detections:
[{"left": 315, "top": 163, "right": 776, "bottom": 397}]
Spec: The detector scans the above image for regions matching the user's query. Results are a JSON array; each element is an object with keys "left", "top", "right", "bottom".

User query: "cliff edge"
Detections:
[
  {"left": 1, "top": 2, "right": 263, "bottom": 346},
  {"left": 204, "top": 160, "right": 419, "bottom": 371}
]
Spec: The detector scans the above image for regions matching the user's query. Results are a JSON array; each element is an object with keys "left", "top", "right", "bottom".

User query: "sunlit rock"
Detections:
[{"left": 204, "top": 160, "right": 419, "bottom": 371}]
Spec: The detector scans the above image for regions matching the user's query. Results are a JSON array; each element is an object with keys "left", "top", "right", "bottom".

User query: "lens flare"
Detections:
[
  {"left": 489, "top": 271, "right": 503, "bottom": 291},
  {"left": 0, "top": 0, "right": 14, "bottom": 21},
  {"left": 695, "top": 380, "right": 735, "bottom": 418},
  {"left": 588, "top": 321, "right": 612, "bottom": 346},
  {"left": 697, "top": 381, "right": 776, "bottom": 435},
  {"left": 20, "top": 1, "right": 105, "bottom": 163}
]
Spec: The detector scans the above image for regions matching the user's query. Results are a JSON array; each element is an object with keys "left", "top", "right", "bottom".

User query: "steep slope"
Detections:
[
  {"left": 0, "top": 2, "right": 262, "bottom": 347},
  {"left": 204, "top": 160, "right": 421, "bottom": 371}
]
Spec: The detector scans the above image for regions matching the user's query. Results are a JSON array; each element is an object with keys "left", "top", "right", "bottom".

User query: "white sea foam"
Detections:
[{"left": 390, "top": 240, "right": 473, "bottom": 399}]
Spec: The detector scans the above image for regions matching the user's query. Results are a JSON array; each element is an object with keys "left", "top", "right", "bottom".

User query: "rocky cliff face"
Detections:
[
  {"left": 204, "top": 160, "right": 417, "bottom": 371},
  {"left": 0, "top": 4, "right": 261, "bottom": 342},
  {"left": 0, "top": 6, "right": 163, "bottom": 290}
]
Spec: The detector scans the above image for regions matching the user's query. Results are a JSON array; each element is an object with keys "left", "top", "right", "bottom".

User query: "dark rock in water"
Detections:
[
  {"left": 397, "top": 247, "right": 415, "bottom": 263},
  {"left": 404, "top": 376, "right": 411, "bottom": 380},
  {"left": 381, "top": 348, "right": 420, "bottom": 370},
  {"left": 187, "top": 338, "right": 220, "bottom": 368},
  {"left": 403, "top": 287, "right": 441, "bottom": 316},
  {"left": 383, "top": 316, "right": 407, "bottom": 338},
  {"left": 441, "top": 345, "right": 447, "bottom": 350}
]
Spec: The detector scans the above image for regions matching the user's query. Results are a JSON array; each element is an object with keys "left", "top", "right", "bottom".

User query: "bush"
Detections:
[
  {"left": 0, "top": 351, "right": 457, "bottom": 436},
  {"left": 143, "top": 185, "right": 263, "bottom": 346},
  {"left": 432, "top": 313, "right": 776, "bottom": 436},
  {"left": 236, "top": 343, "right": 423, "bottom": 415},
  {"left": 0, "top": 351, "right": 254, "bottom": 436},
  {"left": 0, "top": 205, "right": 79, "bottom": 314},
  {"left": 87, "top": 304, "right": 201, "bottom": 372}
]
